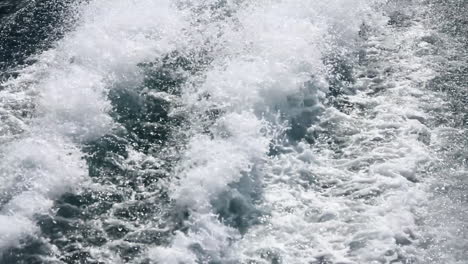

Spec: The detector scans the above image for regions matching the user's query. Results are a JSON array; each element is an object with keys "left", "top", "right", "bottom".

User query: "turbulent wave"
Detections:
[{"left": 0, "top": 0, "right": 467, "bottom": 263}]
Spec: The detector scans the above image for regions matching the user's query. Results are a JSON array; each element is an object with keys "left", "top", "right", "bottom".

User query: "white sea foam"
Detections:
[
  {"left": 0, "top": 137, "right": 85, "bottom": 250},
  {"left": 151, "top": 0, "right": 385, "bottom": 262},
  {"left": 1, "top": 0, "right": 465, "bottom": 262},
  {"left": 0, "top": 0, "right": 188, "bottom": 252}
]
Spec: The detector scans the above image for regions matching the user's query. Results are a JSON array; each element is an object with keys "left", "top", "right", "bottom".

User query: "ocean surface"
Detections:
[{"left": 0, "top": 0, "right": 466, "bottom": 263}]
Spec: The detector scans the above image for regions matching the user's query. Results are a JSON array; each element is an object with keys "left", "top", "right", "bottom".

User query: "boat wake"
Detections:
[{"left": 0, "top": 0, "right": 466, "bottom": 263}]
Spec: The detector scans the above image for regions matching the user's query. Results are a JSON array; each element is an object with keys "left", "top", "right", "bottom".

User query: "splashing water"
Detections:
[{"left": 0, "top": 0, "right": 467, "bottom": 263}]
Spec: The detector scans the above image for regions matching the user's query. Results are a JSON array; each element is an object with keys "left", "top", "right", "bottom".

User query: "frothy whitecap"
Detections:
[
  {"left": 0, "top": 0, "right": 188, "bottom": 252},
  {"left": 0, "top": 0, "right": 466, "bottom": 263}
]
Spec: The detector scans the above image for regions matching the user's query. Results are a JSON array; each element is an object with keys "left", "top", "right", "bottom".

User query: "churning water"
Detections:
[{"left": 0, "top": 0, "right": 466, "bottom": 263}]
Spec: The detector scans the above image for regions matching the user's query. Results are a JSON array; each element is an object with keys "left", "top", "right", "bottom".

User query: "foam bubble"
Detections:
[
  {"left": 0, "top": 137, "right": 85, "bottom": 250},
  {"left": 152, "top": 0, "right": 383, "bottom": 261},
  {"left": 0, "top": 0, "right": 189, "bottom": 253}
]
